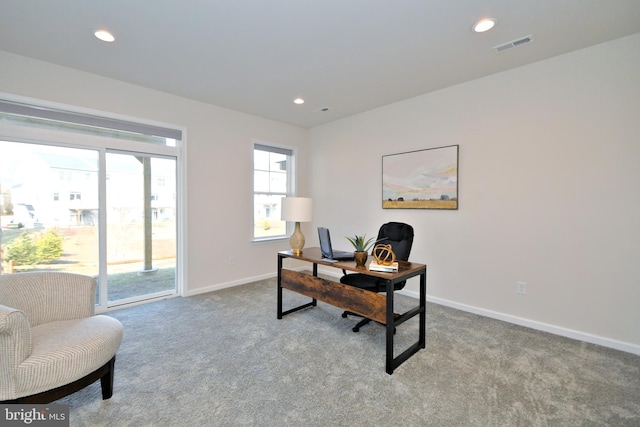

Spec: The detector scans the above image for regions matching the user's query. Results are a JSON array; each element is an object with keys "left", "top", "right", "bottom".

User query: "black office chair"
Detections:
[{"left": 340, "top": 222, "right": 414, "bottom": 332}]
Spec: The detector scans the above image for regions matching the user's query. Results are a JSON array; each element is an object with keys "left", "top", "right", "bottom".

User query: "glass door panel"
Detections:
[
  {"left": 105, "top": 152, "right": 176, "bottom": 304},
  {"left": 0, "top": 140, "right": 100, "bottom": 297}
]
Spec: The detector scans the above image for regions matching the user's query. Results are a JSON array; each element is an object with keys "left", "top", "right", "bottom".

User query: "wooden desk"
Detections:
[{"left": 277, "top": 247, "right": 426, "bottom": 374}]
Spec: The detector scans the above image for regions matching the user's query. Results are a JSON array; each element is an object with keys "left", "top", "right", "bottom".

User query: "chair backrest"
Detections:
[
  {"left": 0, "top": 272, "right": 96, "bottom": 326},
  {"left": 375, "top": 222, "right": 414, "bottom": 261}
]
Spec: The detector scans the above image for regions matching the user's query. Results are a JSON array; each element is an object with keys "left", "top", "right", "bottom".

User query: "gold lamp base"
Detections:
[{"left": 289, "top": 221, "right": 305, "bottom": 255}]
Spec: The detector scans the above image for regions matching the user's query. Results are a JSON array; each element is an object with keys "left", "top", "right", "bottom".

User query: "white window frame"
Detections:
[{"left": 252, "top": 141, "right": 296, "bottom": 242}]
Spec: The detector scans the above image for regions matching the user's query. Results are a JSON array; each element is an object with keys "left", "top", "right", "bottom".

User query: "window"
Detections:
[{"left": 253, "top": 143, "right": 293, "bottom": 240}]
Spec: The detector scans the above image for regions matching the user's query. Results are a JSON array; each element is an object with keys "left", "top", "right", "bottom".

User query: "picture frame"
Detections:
[{"left": 382, "top": 145, "right": 459, "bottom": 210}]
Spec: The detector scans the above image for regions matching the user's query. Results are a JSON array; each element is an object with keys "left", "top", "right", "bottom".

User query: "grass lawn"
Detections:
[
  {"left": 2, "top": 223, "right": 177, "bottom": 303},
  {"left": 106, "top": 267, "right": 176, "bottom": 301}
]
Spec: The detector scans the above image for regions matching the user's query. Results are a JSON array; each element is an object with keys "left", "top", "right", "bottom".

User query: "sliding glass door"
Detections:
[
  {"left": 105, "top": 152, "right": 176, "bottom": 303},
  {"left": 0, "top": 98, "right": 182, "bottom": 310},
  {"left": 0, "top": 140, "right": 178, "bottom": 307}
]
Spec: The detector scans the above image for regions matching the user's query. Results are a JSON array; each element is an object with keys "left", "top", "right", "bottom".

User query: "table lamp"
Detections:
[{"left": 281, "top": 196, "right": 312, "bottom": 255}]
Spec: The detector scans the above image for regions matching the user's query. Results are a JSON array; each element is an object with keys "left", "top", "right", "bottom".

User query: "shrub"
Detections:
[
  {"left": 36, "top": 230, "right": 64, "bottom": 263},
  {"left": 5, "top": 230, "right": 64, "bottom": 266},
  {"left": 5, "top": 232, "right": 38, "bottom": 265}
]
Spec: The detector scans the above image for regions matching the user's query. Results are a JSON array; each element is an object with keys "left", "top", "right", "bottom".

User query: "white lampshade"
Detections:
[
  {"left": 281, "top": 197, "right": 312, "bottom": 222},
  {"left": 281, "top": 197, "right": 312, "bottom": 255}
]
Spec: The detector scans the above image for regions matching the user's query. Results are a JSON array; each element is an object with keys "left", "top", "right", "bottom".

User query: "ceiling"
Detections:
[{"left": 2, "top": 1, "right": 640, "bottom": 128}]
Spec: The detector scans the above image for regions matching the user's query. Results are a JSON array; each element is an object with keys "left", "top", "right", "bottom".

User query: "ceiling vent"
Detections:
[{"left": 493, "top": 35, "right": 534, "bottom": 53}]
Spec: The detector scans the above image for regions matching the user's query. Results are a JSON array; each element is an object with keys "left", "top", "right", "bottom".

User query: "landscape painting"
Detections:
[{"left": 382, "top": 145, "right": 458, "bottom": 209}]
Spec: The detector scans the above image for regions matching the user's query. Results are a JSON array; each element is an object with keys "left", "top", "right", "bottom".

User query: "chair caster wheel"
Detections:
[
  {"left": 353, "top": 327, "right": 360, "bottom": 332},
  {"left": 341, "top": 312, "right": 348, "bottom": 318}
]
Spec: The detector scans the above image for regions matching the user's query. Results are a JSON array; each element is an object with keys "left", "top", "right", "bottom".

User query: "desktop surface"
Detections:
[{"left": 278, "top": 247, "right": 425, "bottom": 278}]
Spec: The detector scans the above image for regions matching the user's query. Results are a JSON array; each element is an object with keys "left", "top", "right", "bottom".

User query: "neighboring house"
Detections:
[
  {"left": 5, "top": 150, "right": 176, "bottom": 228},
  {"left": 11, "top": 203, "right": 38, "bottom": 228}
]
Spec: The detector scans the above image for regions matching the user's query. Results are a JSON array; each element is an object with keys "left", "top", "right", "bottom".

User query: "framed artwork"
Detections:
[{"left": 382, "top": 145, "right": 459, "bottom": 209}]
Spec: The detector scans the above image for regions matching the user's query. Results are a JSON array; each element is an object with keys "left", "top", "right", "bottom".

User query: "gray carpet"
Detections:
[{"left": 59, "top": 278, "right": 640, "bottom": 426}]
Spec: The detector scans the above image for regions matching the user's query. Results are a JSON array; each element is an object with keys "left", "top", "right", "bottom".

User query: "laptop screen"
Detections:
[{"left": 317, "top": 227, "right": 333, "bottom": 259}]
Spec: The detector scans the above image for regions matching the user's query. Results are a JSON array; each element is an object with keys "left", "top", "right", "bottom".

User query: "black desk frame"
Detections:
[{"left": 277, "top": 248, "right": 426, "bottom": 374}]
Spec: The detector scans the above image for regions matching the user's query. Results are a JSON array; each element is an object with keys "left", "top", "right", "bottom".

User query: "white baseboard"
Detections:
[
  {"left": 184, "top": 272, "right": 275, "bottom": 297},
  {"left": 399, "top": 289, "right": 640, "bottom": 356}
]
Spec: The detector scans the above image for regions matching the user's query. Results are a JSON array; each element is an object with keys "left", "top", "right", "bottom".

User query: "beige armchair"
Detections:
[{"left": 0, "top": 272, "right": 123, "bottom": 403}]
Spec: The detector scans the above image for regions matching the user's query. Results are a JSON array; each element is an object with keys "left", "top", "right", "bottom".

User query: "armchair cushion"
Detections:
[{"left": 16, "top": 315, "right": 121, "bottom": 398}]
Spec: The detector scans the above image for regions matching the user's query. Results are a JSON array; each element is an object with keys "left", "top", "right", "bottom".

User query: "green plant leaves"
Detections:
[{"left": 345, "top": 234, "right": 378, "bottom": 252}]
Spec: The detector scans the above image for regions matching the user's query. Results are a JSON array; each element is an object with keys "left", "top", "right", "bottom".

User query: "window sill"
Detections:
[{"left": 251, "top": 236, "right": 288, "bottom": 244}]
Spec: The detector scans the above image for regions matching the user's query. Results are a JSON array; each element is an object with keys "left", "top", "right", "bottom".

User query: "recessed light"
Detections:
[
  {"left": 294, "top": 98, "right": 304, "bottom": 105},
  {"left": 472, "top": 18, "right": 496, "bottom": 33},
  {"left": 94, "top": 30, "right": 115, "bottom": 42}
]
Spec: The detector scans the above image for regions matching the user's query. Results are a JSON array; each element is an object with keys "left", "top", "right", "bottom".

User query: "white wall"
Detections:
[
  {"left": 0, "top": 51, "right": 308, "bottom": 294},
  {"left": 308, "top": 33, "right": 640, "bottom": 353}
]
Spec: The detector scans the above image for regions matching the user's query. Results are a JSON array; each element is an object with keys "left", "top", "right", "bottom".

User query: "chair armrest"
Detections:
[
  {"left": 0, "top": 304, "right": 33, "bottom": 400},
  {"left": 0, "top": 272, "right": 96, "bottom": 327}
]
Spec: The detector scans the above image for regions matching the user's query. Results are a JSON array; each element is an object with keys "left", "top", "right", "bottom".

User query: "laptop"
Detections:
[{"left": 317, "top": 227, "right": 355, "bottom": 261}]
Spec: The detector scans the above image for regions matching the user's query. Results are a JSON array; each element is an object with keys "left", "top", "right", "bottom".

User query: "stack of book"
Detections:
[{"left": 368, "top": 260, "right": 398, "bottom": 272}]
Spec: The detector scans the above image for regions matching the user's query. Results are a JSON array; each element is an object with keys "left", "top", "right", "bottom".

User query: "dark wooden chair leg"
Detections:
[{"left": 100, "top": 356, "right": 116, "bottom": 400}]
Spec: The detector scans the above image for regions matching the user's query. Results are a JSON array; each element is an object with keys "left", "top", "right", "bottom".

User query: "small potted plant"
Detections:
[{"left": 346, "top": 234, "right": 378, "bottom": 268}]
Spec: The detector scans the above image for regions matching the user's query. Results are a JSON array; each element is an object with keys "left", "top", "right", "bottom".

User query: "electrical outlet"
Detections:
[{"left": 516, "top": 281, "right": 527, "bottom": 295}]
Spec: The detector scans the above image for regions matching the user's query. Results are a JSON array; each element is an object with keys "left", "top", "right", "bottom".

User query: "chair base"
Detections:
[
  {"left": 1, "top": 356, "right": 116, "bottom": 404},
  {"left": 342, "top": 311, "right": 395, "bottom": 333}
]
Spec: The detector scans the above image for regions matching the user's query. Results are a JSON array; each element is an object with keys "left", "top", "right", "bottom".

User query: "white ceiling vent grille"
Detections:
[{"left": 493, "top": 35, "right": 534, "bottom": 53}]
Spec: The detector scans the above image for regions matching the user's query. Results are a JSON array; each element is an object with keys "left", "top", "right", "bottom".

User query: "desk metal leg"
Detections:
[
  {"left": 386, "top": 269, "right": 427, "bottom": 374},
  {"left": 419, "top": 271, "right": 426, "bottom": 348},
  {"left": 311, "top": 263, "right": 318, "bottom": 307},
  {"left": 278, "top": 257, "right": 317, "bottom": 318},
  {"left": 277, "top": 255, "right": 284, "bottom": 319},
  {"left": 385, "top": 280, "right": 395, "bottom": 374}
]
